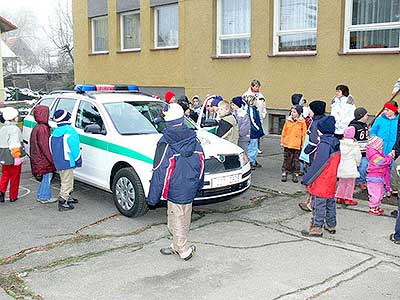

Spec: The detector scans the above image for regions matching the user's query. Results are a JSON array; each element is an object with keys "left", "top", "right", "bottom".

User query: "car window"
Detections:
[
  {"left": 76, "top": 101, "right": 105, "bottom": 132},
  {"left": 52, "top": 98, "right": 77, "bottom": 117},
  {"left": 29, "top": 98, "right": 54, "bottom": 116}
]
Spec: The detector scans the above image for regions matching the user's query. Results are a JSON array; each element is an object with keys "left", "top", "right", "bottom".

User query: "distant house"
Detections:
[{"left": 0, "top": 16, "right": 17, "bottom": 102}]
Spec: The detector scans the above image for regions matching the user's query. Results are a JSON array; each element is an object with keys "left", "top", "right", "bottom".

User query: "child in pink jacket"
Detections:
[{"left": 366, "top": 136, "right": 393, "bottom": 215}]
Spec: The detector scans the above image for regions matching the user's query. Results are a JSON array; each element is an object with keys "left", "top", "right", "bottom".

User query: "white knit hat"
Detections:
[
  {"left": 163, "top": 103, "right": 184, "bottom": 122},
  {"left": 1, "top": 107, "right": 19, "bottom": 121}
]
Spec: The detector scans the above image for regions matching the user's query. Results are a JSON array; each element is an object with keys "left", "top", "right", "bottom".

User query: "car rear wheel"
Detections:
[{"left": 112, "top": 167, "right": 148, "bottom": 217}]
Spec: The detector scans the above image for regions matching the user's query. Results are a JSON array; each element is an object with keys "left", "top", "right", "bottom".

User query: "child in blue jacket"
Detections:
[
  {"left": 148, "top": 103, "right": 205, "bottom": 261},
  {"left": 246, "top": 95, "right": 264, "bottom": 170},
  {"left": 50, "top": 109, "right": 82, "bottom": 211}
]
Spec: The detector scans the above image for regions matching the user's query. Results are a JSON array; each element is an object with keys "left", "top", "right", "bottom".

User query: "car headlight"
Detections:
[{"left": 239, "top": 151, "right": 247, "bottom": 167}]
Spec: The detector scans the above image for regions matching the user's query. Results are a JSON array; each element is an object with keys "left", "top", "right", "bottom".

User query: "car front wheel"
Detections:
[{"left": 112, "top": 167, "right": 148, "bottom": 217}]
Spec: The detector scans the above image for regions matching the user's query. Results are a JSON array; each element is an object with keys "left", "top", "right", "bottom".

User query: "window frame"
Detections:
[
  {"left": 120, "top": 10, "right": 141, "bottom": 51},
  {"left": 76, "top": 100, "right": 106, "bottom": 134},
  {"left": 273, "top": 0, "right": 318, "bottom": 55},
  {"left": 91, "top": 15, "right": 109, "bottom": 54},
  {"left": 343, "top": 0, "right": 400, "bottom": 53},
  {"left": 153, "top": 3, "right": 179, "bottom": 49},
  {"left": 216, "top": 0, "right": 251, "bottom": 57}
]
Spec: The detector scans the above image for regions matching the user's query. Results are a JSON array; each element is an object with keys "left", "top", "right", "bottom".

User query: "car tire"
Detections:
[{"left": 112, "top": 167, "right": 148, "bottom": 218}]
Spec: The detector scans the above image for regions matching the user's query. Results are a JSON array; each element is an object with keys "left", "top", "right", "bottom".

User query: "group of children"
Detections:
[{"left": 0, "top": 106, "right": 81, "bottom": 211}]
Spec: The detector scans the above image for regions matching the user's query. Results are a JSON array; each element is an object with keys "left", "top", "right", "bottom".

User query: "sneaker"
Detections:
[
  {"left": 257, "top": 149, "right": 263, "bottom": 155},
  {"left": 0, "top": 191, "right": 4, "bottom": 203},
  {"left": 67, "top": 196, "right": 79, "bottom": 204},
  {"left": 298, "top": 202, "right": 312, "bottom": 212},
  {"left": 344, "top": 199, "right": 358, "bottom": 206},
  {"left": 292, "top": 173, "right": 299, "bottom": 183},
  {"left": 9, "top": 198, "right": 18, "bottom": 202},
  {"left": 281, "top": 173, "right": 287, "bottom": 182},
  {"left": 160, "top": 247, "right": 178, "bottom": 256},
  {"left": 336, "top": 198, "right": 345, "bottom": 204},
  {"left": 357, "top": 183, "right": 367, "bottom": 190},
  {"left": 37, "top": 198, "right": 58, "bottom": 204},
  {"left": 182, "top": 245, "right": 196, "bottom": 261},
  {"left": 301, "top": 226, "right": 323, "bottom": 237},
  {"left": 368, "top": 207, "right": 384, "bottom": 215},
  {"left": 324, "top": 226, "right": 336, "bottom": 234},
  {"left": 389, "top": 233, "right": 400, "bottom": 244},
  {"left": 58, "top": 198, "right": 74, "bottom": 211},
  {"left": 391, "top": 210, "right": 398, "bottom": 218}
]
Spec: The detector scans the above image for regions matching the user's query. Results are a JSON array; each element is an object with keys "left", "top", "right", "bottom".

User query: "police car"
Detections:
[{"left": 22, "top": 85, "right": 251, "bottom": 217}]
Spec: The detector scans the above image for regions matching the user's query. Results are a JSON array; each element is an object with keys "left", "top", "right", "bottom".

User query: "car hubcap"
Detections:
[{"left": 116, "top": 177, "right": 135, "bottom": 211}]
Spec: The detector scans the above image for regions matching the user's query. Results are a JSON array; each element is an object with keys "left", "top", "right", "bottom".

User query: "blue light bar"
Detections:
[{"left": 74, "top": 84, "right": 96, "bottom": 92}]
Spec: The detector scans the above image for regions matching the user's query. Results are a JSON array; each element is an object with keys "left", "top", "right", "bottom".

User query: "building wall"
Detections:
[{"left": 73, "top": 0, "right": 400, "bottom": 115}]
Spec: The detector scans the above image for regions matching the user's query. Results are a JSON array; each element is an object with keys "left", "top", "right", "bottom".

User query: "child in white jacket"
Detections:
[
  {"left": 335, "top": 126, "right": 361, "bottom": 206},
  {"left": 330, "top": 85, "right": 356, "bottom": 138}
]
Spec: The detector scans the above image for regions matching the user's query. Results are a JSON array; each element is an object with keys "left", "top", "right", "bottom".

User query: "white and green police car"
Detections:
[{"left": 22, "top": 85, "right": 251, "bottom": 217}]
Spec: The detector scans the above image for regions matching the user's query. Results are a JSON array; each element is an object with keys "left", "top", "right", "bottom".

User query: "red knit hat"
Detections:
[
  {"left": 384, "top": 102, "right": 398, "bottom": 113},
  {"left": 164, "top": 90, "right": 175, "bottom": 103}
]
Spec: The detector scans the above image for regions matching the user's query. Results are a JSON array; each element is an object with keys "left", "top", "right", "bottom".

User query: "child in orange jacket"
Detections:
[{"left": 281, "top": 105, "right": 307, "bottom": 183}]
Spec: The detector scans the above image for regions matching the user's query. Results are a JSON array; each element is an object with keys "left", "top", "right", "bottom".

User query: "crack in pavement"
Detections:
[
  {"left": 75, "top": 213, "right": 121, "bottom": 234},
  {"left": 189, "top": 239, "right": 303, "bottom": 250}
]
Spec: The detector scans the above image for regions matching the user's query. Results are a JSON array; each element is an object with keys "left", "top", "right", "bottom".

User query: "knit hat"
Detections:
[
  {"left": 232, "top": 96, "right": 244, "bottom": 108},
  {"left": 164, "top": 90, "right": 176, "bottom": 103},
  {"left": 384, "top": 101, "right": 398, "bottom": 113},
  {"left": 291, "top": 93, "right": 303, "bottom": 106},
  {"left": 211, "top": 96, "right": 223, "bottom": 107},
  {"left": 1, "top": 107, "right": 19, "bottom": 121},
  {"left": 54, "top": 109, "right": 71, "bottom": 124},
  {"left": 163, "top": 103, "right": 184, "bottom": 122},
  {"left": 309, "top": 100, "right": 326, "bottom": 116},
  {"left": 317, "top": 116, "right": 335, "bottom": 134},
  {"left": 293, "top": 105, "right": 303, "bottom": 116},
  {"left": 344, "top": 126, "right": 356, "bottom": 139},
  {"left": 354, "top": 107, "right": 368, "bottom": 121},
  {"left": 368, "top": 136, "right": 384, "bottom": 150}
]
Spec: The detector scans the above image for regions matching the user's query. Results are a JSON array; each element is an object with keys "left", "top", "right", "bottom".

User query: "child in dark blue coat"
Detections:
[{"left": 148, "top": 103, "right": 205, "bottom": 261}]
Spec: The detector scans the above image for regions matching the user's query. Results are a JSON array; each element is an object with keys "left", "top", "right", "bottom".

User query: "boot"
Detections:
[
  {"left": 281, "top": 172, "right": 287, "bottom": 182},
  {"left": 292, "top": 173, "right": 299, "bottom": 183},
  {"left": 301, "top": 226, "right": 323, "bottom": 237},
  {"left": 344, "top": 199, "right": 358, "bottom": 206},
  {"left": 58, "top": 198, "right": 74, "bottom": 212},
  {"left": 0, "top": 191, "right": 4, "bottom": 203},
  {"left": 67, "top": 195, "right": 79, "bottom": 204},
  {"left": 324, "top": 226, "right": 336, "bottom": 234},
  {"left": 336, "top": 198, "right": 345, "bottom": 204}
]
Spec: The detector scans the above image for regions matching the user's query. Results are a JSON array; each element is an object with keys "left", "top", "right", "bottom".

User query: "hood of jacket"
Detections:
[
  {"left": 320, "top": 134, "right": 340, "bottom": 151},
  {"left": 340, "top": 138, "right": 357, "bottom": 156},
  {"left": 33, "top": 105, "right": 50, "bottom": 125},
  {"left": 163, "top": 125, "right": 197, "bottom": 157}
]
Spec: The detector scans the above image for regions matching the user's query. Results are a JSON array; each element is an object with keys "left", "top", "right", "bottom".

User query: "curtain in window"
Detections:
[
  {"left": 123, "top": 13, "right": 140, "bottom": 49},
  {"left": 279, "top": 0, "right": 317, "bottom": 51},
  {"left": 351, "top": 0, "right": 400, "bottom": 49},
  {"left": 156, "top": 5, "right": 178, "bottom": 47},
  {"left": 93, "top": 17, "right": 109, "bottom": 52},
  {"left": 220, "top": 0, "right": 251, "bottom": 54}
]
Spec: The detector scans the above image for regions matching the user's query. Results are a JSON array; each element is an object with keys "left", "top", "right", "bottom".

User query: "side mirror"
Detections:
[
  {"left": 84, "top": 124, "right": 105, "bottom": 135},
  {"left": 202, "top": 119, "right": 219, "bottom": 127}
]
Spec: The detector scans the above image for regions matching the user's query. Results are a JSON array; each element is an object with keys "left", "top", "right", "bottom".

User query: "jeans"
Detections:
[
  {"left": 311, "top": 196, "right": 336, "bottom": 228},
  {"left": 37, "top": 172, "right": 53, "bottom": 200},
  {"left": 248, "top": 139, "right": 258, "bottom": 164},
  {"left": 356, "top": 156, "right": 368, "bottom": 185},
  {"left": 394, "top": 197, "right": 400, "bottom": 241}
]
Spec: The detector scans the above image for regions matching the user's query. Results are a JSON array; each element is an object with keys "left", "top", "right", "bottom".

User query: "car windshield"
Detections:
[{"left": 104, "top": 101, "right": 196, "bottom": 135}]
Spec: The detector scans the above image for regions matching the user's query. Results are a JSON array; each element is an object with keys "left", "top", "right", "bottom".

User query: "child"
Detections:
[
  {"left": 164, "top": 90, "right": 176, "bottom": 104},
  {"left": 216, "top": 100, "right": 239, "bottom": 145},
  {"left": 147, "top": 103, "right": 204, "bottom": 261},
  {"left": 0, "top": 107, "right": 26, "bottom": 202},
  {"left": 349, "top": 107, "right": 369, "bottom": 190},
  {"left": 50, "top": 109, "right": 82, "bottom": 211},
  {"left": 366, "top": 136, "right": 393, "bottom": 215},
  {"left": 330, "top": 85, "right": 356, "bottom": 138},
  {"left": 301, "top": 116, "right": 341, "bottom": 237},
  {"left": 247, "top": 95, "right": 264, "bottom": 170},
  {"left": 30, "top": 105, "right": 57, "bottom": 204},
  {"left": 232, "top": 96, "right": 251, "bottom": 154},
  {"left": 335, "top": 126, "right": 361, "bottom": 206},
  {"left": 280, "top": 105, "right": 307, "bottom": 183}
]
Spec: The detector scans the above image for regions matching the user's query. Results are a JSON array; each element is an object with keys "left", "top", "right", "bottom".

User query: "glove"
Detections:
[{"left": 14, "top": 157, "right": 22, "bottom": 166}]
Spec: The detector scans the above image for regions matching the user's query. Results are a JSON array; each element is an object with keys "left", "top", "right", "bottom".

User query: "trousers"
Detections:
[{"left": 0, "top": 164, "right": 22, "bottom": 200}]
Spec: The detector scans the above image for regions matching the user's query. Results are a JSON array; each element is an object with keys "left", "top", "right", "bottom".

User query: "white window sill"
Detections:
[
  {"left": 117, "top": 49, "right": 141, "bottom": 53},
  {"left": 212, "top": 54, "right": 251, "bottom": 59},
  {"left": 268, "top": 51, "right": 317, "bottom": 57},
  {"left": 89, "top": 51, "right": 109, "bottom": 56},
  {"left": 339, "top": 50, "right": 400, "bottom": 55},
  {"left": 151, "top": 46, "right": 179, "bottom": 51}
]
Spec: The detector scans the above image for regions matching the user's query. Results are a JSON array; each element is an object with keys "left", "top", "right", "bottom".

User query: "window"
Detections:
[
  {"left": 76, "top": 101, "right": 105, "bottom": 132},
  {"left": 120, "top": 11, "right": 141, "bottom": 50},
  {"left": 216, "top": 0, "right": 251, "bottom": 56},
  {"left": 269, "top": 114, "right": 286, "bottom": 135},
  {"left": 273, "top": 0, "right": 318, "bottom": 54},
  {"left": 52, "top": 98, "right": 77, "bottom": 118},
  {"left": 344, "top": 0, "right": 400, "bottom": 52},
  {"left": 30, "top": 98, "right": 54, "bottom": 116},
  {"left": 91, "top": 16, "right": 109, "bottom": 53},
  {"left": 154, "top": 4, "right": 178, "bottom": 48}
]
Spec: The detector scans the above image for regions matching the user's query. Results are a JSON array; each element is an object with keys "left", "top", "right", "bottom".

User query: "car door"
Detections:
[{"left": 73, "top": 100, "right": 109, "bottom": 189}]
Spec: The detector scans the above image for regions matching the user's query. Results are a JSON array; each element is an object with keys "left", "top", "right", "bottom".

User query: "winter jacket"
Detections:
[
  {"left": 50, "top": 124, "right": 82, "bottom": 171},
  {"left": 0, "top": 121, "right": 26, "bottom": 165},
  {"left": 30, "top": 106, "right": 55, "bottom": 175},
  {"left": 370, "top": 114, "right": 399, "bottom": 155},
  {"left": 281, "top": 116, "right": 307, "bottom": 150},
  {"left": 242, "top": 88, "right": 267, "bottom": 119},
  {"left": 348, "top": 119, "right": 369, "bottom": 156},
  {"left": 216, "top": 114, "right": 239, "bottom": 145},
  {"left": 390, "top": 156, "right": 400, "bottom": 192},
  {"left": 330, "top": 95, "right": 356, "bottom": 135},
  {"left": 303, "top": 114, "right": 325, "bottom": 164},
  {"left": 302, "top": 134, "right": 341, "bottom": 198},
  {"left": 147, "top": 123, "right": 205, "bottom": 205},
  {"left": 248, "top": 105, "right": 264, "bottom": 139},
  {"left": 366, "top": 146, "right": 392, "bottom": 180},
  {"left": 337, "top": 138, "right": 361, "bottom": 178},
  {"left": 233, "top": 108, "right": 250, "bottom": 142}
]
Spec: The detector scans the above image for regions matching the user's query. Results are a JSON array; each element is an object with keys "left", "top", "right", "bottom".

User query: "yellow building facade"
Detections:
[{"left": 73, "top": 0, "right": 400, "bottom": 133}]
